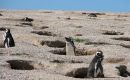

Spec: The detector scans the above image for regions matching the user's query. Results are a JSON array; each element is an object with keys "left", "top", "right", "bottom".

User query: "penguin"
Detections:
[{"left": 3, "top": 29, "right": 15, "bottom": 48}]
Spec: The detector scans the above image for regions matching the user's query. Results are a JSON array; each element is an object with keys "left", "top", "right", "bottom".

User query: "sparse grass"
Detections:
[
  {"left": 102, "top": 30, "right": 124, "bottom": 35},
  {"left": 85, "top": 42, "right": 110, "bottom": 45},
  {"left": 112, "top": 37, "right": 130, "bottom": 41},
  {"left": 106, "top": 58, "right": 125, "bottom": 63},
  {"left": 75, "top": 48, "right": 96, "bottom": 56},
  {"left": 74, "top": 38, "right": 86, "bottom": 43}
]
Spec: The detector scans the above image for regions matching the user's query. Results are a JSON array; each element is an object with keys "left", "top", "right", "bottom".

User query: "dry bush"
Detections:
[
  {"left": 75, "top": 48, "right": 96, "bottom": 56},
  {"left": 74, "top": 38, "right": 86, "bottom": 43},
  {"left": 75, "top": 34, "right": 82, "bottom": 36},
  {"left": 102, "top": 30, "right": 124, "bottom": 35},
  {"left": 106, "top": 58, "right": 125, "bottom": 63},
  {"left": 112, "top": 37, "right": 130, "bottom": 41},
  {"left": 40, "top": 40, "right": 66, "bottom": 48}
]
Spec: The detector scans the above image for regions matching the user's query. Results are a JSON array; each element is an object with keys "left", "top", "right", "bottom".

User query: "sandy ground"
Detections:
[{"left": 0, "top": 10, "right": 130, "bottom": 80}]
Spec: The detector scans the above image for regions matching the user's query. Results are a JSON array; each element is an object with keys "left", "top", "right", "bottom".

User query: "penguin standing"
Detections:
[
  {"left": 65, "top": 37, "right": 76, "bottom": 55},
  {"left": 3, "top": 29, "right": 15, "bottom": 48}
]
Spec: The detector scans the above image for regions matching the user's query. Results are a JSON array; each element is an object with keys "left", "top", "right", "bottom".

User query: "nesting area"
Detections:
[{"left": 0, "top": 10, "right": 130, "bottom": 80}]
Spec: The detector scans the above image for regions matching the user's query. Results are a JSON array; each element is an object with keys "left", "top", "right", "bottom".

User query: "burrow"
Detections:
[
  {"left": 0, "top": 27, "right": 6, "bottom": 31},
  {"left": 49, "top": 48, "right": 97, "bottom": 56},
  {"left": 112, "top": 37, "right": 130, "bottom": 41},
  {"left": 65, "top": 67, "right": 88, "bottom": 78},
  {"left": 102, "top": 30, "right": 124, "bottom": 35},
  {"left": 40, "top": 40, "right": 66, "bottom": 48},
  {"left": 7, "top": 60, "right": 34, "bottom": 70},
  {"left": 31, "top": 31, "right": 56, "bottom": 36}
]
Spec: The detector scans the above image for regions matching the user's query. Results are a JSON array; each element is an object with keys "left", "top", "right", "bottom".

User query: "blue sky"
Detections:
[{"left": 0, "top": 0, "right": 130, "bottom": 12}]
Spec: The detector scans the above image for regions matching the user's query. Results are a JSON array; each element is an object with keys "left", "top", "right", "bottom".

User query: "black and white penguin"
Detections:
[{"left": 3, "top": 29, "right": 15, "bottom": 48}]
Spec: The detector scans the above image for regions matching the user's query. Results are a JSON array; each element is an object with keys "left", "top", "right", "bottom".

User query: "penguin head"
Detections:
[
  {"left": 5, "top": 29, "right": 10, "bottom": 33},
  {"left": 96, "top": 50, "right": 104, "bottom": 60}
]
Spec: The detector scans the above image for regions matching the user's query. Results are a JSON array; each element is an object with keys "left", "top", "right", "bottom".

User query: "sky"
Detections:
[{"left": 0, "top": 0, "right": 130, "bottom": 12}]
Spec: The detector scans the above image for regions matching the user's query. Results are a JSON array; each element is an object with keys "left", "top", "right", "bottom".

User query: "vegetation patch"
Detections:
[
  {"left": 75, "top": 48, "right": 96, "bottom": 56},
  {"left": 85, "top": 42, "right": 110, "bottom": 45}
]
